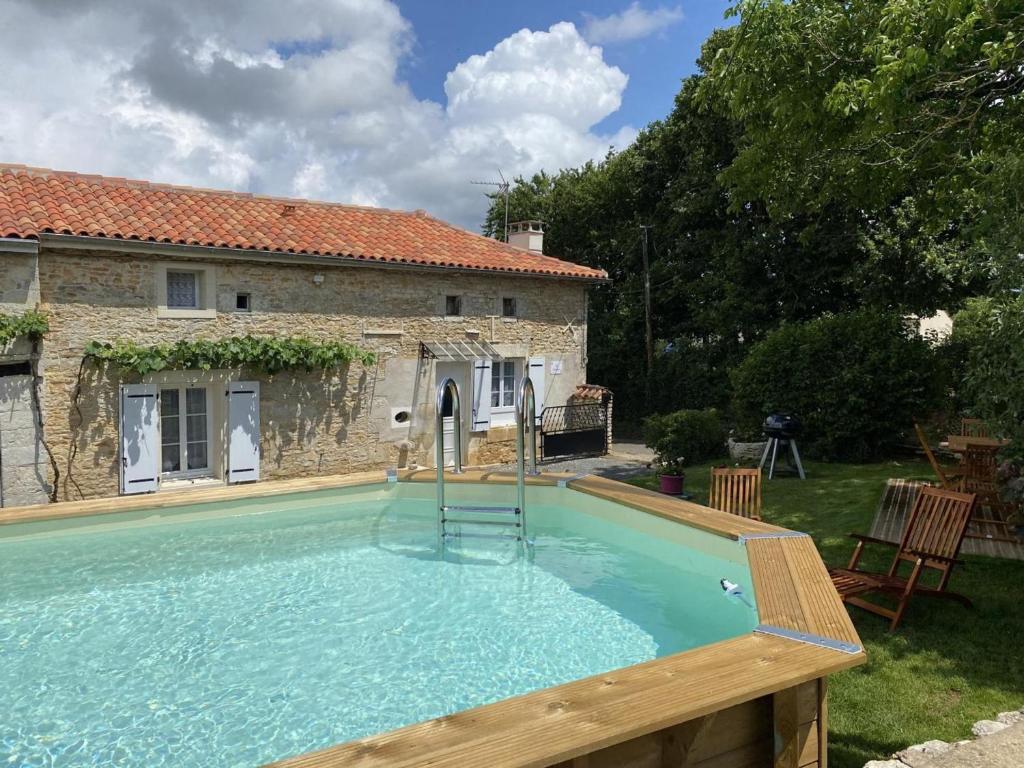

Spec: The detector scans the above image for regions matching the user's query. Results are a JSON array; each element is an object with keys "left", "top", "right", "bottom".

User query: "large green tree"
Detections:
[{"left": 703, "top": 0, "right": 1024, "bottom": 280}]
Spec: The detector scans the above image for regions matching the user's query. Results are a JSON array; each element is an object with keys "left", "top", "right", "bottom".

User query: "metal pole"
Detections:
[
  {"left": 435, "top": 377, "right": 463, "bottom": 546},
  {"left": 516, "top": 377, "right": 537, "bottom": 541},
  {"left": 640, "top": 225, "right": 654, "bottom": 396}
]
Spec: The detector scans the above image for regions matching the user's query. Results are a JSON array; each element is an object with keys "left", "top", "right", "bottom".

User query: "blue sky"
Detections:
[
  {"left": 4, "top": 1, "right": 737, "bottom": 227},
  {"left": 397, "top": 1, "right": 734, "bottom": 135}
]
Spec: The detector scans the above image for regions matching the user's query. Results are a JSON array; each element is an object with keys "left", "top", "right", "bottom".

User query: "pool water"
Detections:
[{"left": 0, "top": 484, "right": 756, "bottom": 767}]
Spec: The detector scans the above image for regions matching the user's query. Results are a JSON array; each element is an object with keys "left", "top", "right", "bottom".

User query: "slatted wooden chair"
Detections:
[
  {"left": 709, "top": 467, "right": 762, "bottom": 521},
  {"left": 961, "top": 418, "right": 990, "bottom": 439},
  {"left": 913, "top": 422, "right": 963, "bottom": 490},
  {"left": 960, "top": 443, "right": 1017, "bottom": 542},
  {"left": 829, "top": 485, "right": 976, "bottom": 630}
]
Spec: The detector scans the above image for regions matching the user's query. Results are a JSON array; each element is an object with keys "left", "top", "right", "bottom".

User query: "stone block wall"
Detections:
[
  {"left": 33, "top": 247, "right": 590, "bottom": 501},
  {"left": 0, "top": 373, "right": 50, "bottom": 506}
]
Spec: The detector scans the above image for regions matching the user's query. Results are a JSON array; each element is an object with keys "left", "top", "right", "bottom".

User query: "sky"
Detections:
[{"left": 0, "top": 0, "right": 733, "bottom": 229}]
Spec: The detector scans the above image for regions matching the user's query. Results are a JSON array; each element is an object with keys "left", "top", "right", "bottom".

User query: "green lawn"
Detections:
[{"left": 629, "top": 460, "right": 1024, "bottom": 768}]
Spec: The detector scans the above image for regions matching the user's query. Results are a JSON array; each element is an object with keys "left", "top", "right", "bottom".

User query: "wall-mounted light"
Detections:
[{"left": 312, "top": 273, "right": 325, "bottom": 286}]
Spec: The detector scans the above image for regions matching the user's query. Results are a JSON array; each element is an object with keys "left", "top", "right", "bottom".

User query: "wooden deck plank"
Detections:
[
  {"left": 0, "top": 470, "right": 392, "bottom": 526},
  {"left": 747, "top": 537, "right": 860, "bottom": 649},
  {"left": 269, "top": 634, "right": 862, "bottom": 768},
  {"left": 566, "top": 474, "right": 786, "bottom": 540}
]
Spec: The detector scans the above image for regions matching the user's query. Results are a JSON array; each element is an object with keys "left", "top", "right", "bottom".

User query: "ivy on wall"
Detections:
[
  {"left": 0, "top": 310, "right": 49, "bottom": 346},
  {"left": 83, "top": 335, "right": 378, "bottom": 376}
]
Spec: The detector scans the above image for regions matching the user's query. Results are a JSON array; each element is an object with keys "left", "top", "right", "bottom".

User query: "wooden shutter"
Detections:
[
  {"left": 119, "top": 383, "right": 160, "bottom": 494},
  {"left": 227, "top": 381, "right": 261, "bottom": 483},
  {"left": 528, "top": 357, "right": 546, "bottom": 419},
  {"left": 470, "top": 359, "right": 492, "bottom": 431}
]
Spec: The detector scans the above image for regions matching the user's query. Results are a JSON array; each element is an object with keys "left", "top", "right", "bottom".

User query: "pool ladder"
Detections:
[{"left": 435, "top": 376, "right": 538, "bottom": 548}]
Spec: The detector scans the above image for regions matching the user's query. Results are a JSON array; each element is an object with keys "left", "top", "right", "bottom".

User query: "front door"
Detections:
[{"left": 436, "top": 362, "right": 469, "bottom": 467}]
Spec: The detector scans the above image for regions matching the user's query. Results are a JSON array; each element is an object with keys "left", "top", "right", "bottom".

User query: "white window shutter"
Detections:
[
  {"left": 119, "top": 383, "right": 160, "bottom": 494},
  {"left": 227, "top": 381, "right": 261, "bottom": 483},
  {"left": 528, "top": 357, "right": 546, "bottom": 419},
  {"left": 470, "top": 359, "right": 492, "bottom": 431}
]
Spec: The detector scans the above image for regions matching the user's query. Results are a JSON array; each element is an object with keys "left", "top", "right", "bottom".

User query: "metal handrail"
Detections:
[
  {"left": 435, "top": 378, "right": 463, "bottom": 535},
  {"left": 516, "top": 376, "right": 539, "bottom": 539}
]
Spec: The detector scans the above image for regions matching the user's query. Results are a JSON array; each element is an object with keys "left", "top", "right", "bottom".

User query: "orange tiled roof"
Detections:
[{"left": 0, "top": 164, "right": 607, "bottom": 281}]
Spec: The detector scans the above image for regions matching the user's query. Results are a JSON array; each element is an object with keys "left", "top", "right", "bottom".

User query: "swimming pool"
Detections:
[{"left": 0, "top": 471, "right": 864, "bottom": 767}]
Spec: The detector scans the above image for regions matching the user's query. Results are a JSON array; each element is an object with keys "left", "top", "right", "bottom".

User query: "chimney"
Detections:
[{"left": 507, "top": 220, "right": 544, "bottom": 253}]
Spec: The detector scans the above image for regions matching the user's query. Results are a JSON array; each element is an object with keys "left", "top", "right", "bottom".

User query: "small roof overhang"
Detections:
[{"left": 420, "top": 339, "right": 503, "bottom": 362}]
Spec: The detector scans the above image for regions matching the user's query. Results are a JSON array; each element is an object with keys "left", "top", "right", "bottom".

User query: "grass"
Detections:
[{"left": 629, "top": 459, "right": 1024, "bottom": 768}]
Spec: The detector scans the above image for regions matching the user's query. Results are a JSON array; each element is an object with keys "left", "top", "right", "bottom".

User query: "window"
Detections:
[
  {"left": 235, "top": 292, "right": 251, "bottom": 312},
  {"left": 491, "top": 360, "right": 516, "bottom": 409},
  {"left": 160, "top": 386, "right": 210, "bottom": 476},
  {"left": 501, "top": 297, "right": 517, "bottom": 318},
  {"left": 166, "top": 270, "right": 199, "bottom": 309},
  {"left": 445, "top": 295, "right": 462, "bottom": 316},
  {"left": 156, "top": 263, "right": 216, "bottom": 318}
]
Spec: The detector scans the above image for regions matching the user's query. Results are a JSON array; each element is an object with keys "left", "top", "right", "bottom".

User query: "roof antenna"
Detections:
[{"left": 471, "top": 169, "right": 510, "bottom": 242}]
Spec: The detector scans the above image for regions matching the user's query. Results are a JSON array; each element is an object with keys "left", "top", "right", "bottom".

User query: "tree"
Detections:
[{"left": 703, "top": 0, "right": 1024, "bottom": 273}]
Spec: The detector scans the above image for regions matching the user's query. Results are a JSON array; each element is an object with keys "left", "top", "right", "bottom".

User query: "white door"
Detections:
[
  {"left": 227, "top": 381, "right": 261, "bottom": 483},
  {"left": 436, "top": 362, "right": 469, "bottom": 467},
  {"left": 119, "top": 384, "right": 160, "bottom": 494},
  {"left": 528, "top": 357, "right": 546, "bottom": 420}
]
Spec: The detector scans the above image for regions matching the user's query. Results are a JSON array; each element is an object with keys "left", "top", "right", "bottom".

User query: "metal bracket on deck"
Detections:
[
  {"left": 755, "top": 624, "right": 862, "bottom": 655},
  {"left": 556, "top": 472, "right": 590, "bottom": 488},
  {"left": 385, "top": 468, "right": 398, "bottom": 484},
  {"left": 737, "top": 531, "right": 810, "bottom": 544}
]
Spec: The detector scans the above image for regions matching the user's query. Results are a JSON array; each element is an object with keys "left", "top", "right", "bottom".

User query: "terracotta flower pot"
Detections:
[{"left": 659, "top": 473, "right": 684, "bottom": 495}]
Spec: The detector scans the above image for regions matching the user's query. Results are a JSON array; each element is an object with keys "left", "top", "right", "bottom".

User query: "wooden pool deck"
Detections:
[{"left": 0, "top": 467, "right": 865, "bottom": 767}]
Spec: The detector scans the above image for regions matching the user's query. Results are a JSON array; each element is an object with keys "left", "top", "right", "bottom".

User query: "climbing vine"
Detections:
[
  {"left": 83, "top": 335, "right": 377, "bottom": 375},
  {"left": 0, "top": 309, "right": 49, "bottom": 346}
]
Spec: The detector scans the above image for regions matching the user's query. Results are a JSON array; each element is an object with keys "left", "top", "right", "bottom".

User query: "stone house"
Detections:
[{"left": 0, "top": 165, "right": 607, "bottom": 506}]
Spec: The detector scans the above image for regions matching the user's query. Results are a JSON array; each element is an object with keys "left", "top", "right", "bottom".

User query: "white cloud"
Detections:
[
  {"left": 582, "top": 2, "right": 684, "bottom": 45},
  {"left": 0, "top": 1, "right": 636, "bottom": 229}
]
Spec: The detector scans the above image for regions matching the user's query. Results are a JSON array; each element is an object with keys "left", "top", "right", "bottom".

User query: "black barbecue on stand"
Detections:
[{"left": 758, "top": 413, "right": 806, "bottom": 480}]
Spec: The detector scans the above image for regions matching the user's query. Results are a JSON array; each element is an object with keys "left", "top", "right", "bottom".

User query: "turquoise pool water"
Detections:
[{"left": 0, "top": 483, "right": 756, "bottom": 767}]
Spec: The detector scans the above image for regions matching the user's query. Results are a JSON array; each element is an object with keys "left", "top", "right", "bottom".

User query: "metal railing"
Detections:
[
  {"left": 435, "top": 377, "right": 462, "bottom": 545},
  {"left": 433, "top": 375, "right": 537, "bottom": 549}
]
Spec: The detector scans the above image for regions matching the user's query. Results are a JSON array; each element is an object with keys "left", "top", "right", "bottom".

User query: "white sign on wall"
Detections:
[{"left": 549, "top": 360, "right": 563, "bottom": 375}]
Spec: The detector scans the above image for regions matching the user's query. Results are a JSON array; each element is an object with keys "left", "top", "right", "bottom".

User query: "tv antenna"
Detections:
[{"left": 471, "top": 169, "right": 510, "bottom": 242}]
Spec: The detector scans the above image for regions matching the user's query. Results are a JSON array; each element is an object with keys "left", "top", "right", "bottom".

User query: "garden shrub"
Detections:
[
  {"left": 730, "top": 310, "right": 946, "bottom": 461},
  {"left": 642, "top": 408, "right": 726, "bottom": 474},
  {"left": 951, "top": 296, "right": 1024, "bottom": 459}
]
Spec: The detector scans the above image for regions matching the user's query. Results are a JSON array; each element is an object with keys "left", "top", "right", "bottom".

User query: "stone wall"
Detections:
[
  {"left": 34, "top": 247, "right": 591, "bottom": 501},
  {"left": 0, "top": 373, "right": 50, "bottom": 506}
]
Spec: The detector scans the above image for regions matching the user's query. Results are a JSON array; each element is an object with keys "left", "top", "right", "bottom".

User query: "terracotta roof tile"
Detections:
[{"left": 0, "top": 164, "right": 606, "bottom": 281}]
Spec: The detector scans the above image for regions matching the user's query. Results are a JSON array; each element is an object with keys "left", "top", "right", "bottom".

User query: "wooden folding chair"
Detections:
[
  {"left": 830, "top": 485, "right": 976, "bottom": 630},
  {"left": 709, "top": 467, "right": 762, "bottom": 521},
  {"left": 961, "top": 443, "right": 1018, "bottom": 542},
  {"left": 961, "top": 418, "right": 990, "bottom": 439},
  {"left": 913, "top": 422, "right": 963, "bottom": 490}
]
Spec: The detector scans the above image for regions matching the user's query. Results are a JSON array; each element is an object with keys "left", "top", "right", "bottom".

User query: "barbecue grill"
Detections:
[{"left": 758, "top": 413, "right": 806, "bottom": 480}]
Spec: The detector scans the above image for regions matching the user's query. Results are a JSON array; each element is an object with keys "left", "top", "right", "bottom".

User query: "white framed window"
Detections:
[
  {"left": 491, "top": 360, "right": 516, "bottom": 409},
  {"left": 160, "top": 385, "right": 210, "bottom": 477},
  {"left": 156, "top": 262, "right": 217, "bottom": 318}
]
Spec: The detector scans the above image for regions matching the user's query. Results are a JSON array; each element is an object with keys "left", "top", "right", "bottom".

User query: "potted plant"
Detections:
[
  {"left": 727, "top": 427, "right": 768, "bottom": 463},
  {"left": 643, "top": 409, "right": 726, "bottom": 495},
  {"left": 655, "top": 454, "right": 687, "bottom": 495}
]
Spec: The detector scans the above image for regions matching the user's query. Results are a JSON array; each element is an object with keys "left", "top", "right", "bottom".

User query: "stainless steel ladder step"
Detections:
[
  {"left": 441, "top": 504, "right": 520, "bottom": 515},
  {"left": 442, "top": 531, "right": 523, "bottom": 541},
  {"left": 442, "top": 517, "right": 522, "bottom": 527}
]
